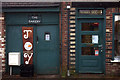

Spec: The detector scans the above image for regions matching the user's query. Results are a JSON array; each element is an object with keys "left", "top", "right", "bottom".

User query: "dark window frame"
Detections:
[{"left": 112, "top": 13, "right": 120, "bottom": 60}]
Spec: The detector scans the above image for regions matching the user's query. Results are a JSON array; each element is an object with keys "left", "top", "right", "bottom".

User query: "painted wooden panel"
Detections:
[{"left": 22, "top": 27, "right": 33, "bottom": 64}]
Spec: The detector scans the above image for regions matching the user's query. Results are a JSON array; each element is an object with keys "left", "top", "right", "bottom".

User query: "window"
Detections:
[
  {"left": 82, "top": 47, "right": 99, "bottom": 55},
  {"left": 82, "top": 35, "right": 98, "bottom": 44},
  {"left": 114, "top": 15, "right": 120, "bottom": 56},
  {"left": 81, "top": 23, "right": 99, "bottom": 31},
  {"left": 113, "top": 14, "right": 120, "bottom": 62},
  {"left": 44, "top": 32, "right": 50, "bottom": 41}
]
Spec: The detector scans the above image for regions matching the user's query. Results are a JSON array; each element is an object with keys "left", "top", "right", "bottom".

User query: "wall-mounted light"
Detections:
[{"left": 67, "top": 5, "right": 71, "bottom": 9}]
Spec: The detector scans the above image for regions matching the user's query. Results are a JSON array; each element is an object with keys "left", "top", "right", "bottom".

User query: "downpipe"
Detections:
[{"left": 67, "top": 5, "right": 70, "bottom": 77}]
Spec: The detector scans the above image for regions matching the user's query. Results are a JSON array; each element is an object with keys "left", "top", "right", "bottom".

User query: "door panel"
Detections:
[
  {"left": 36, "top": 25, "right": 59, "bottom": 74},
  {"left": 78, "top": 19, "right": 103, "bottom": 73},
  {"left": 6, "top": 26, "right": 23, "bottom": 74}
]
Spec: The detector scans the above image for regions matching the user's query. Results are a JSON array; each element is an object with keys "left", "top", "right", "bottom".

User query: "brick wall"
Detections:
[
  {"left": 0, "top": 13, "right": 6, "bottom": 73},
  {"left": 1, "top": 2, "right": 120, "bottom": 76},
  {"left": 106, "top": 8, "right": 120, "bottom": 75},
  {"left": 69, "top": 7, "right": 76, "bottom": 74},
  {"left": 61, "top": 2, "right": 68, "bottom": 77},
  {"left": 61, "top": 2, "right": 72, "bottom": 77}
]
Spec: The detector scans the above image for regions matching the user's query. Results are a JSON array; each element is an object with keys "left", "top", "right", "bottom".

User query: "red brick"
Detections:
[
  {"left": 106, "top": 54, "right": 112, "bottom": 58},
  {"left": 106, "top": 59, "right": 111, "bottom": 62}
]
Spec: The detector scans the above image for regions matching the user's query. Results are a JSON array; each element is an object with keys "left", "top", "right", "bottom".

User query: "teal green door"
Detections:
[
  {"left": 77, "top": 19, "right": 104, "bottom": 73},
  {"left": 36, "top": 25, "right": 59, "bottom": 74},
  {"left": 6, "top": 26, "right": 23, "bottom": 74}
]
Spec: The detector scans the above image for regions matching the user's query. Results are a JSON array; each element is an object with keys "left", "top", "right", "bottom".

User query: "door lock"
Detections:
[{"left": 98, "top": 44, "right": 103, "bottom": 53}]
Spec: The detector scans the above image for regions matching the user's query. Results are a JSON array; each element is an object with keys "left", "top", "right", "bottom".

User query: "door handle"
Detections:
[
  {"left": 98, "top": 44, "right": 103, "bottom": 52},
  {"left": 98, "top": 44, "right": 102, "bottom": 48}
]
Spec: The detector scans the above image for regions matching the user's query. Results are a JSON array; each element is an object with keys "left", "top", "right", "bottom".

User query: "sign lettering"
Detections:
[
  {"left": 22, "top": 27, "right": 33, "bottom": 64},
  {"left": 24, "top": 53, "right": 33, "bottom": 64},
  {"left": 28, "top": 15, "right": 41, "bottom": 24},
  {"left": 23, "top": 30, "right": 32, "bottom": 39}
]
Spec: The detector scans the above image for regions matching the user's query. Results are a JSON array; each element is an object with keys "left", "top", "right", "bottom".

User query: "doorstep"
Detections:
[
  {"left": 2, "top": 74, "right": 60, "bottom": 80},
  {"left": 2, "top": 74, "right": 120, "bottom": 80}
]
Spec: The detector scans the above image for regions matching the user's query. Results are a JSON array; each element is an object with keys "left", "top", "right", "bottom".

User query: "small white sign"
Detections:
[
  {"left": 67, "top": 6, "right": 71, "bottom": 9},
  {"left": 8, "top": 52, "right": 21, "bottom": 66},
  {"left": 95, "top": 50, "right": 99, "bottom": 56},
  {"left": 92, "top": 35, "right": 98, "bottom": 44}
]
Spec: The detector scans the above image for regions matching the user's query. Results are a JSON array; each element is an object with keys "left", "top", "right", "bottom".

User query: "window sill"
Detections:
[
  {"left": 111, "top": 56, "right": 120, "bottom": 62},
  {"left": 111, "top": 60, "right": 120, "bottom": 62}
]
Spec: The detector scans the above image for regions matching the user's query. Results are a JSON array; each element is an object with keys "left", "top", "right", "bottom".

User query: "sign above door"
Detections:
[{"left": 28, "top": 15, "right": 41, "bottom": 24}]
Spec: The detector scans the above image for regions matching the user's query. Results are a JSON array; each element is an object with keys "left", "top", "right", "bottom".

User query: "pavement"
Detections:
[{"left": 1, "top": 74, "right": 120, "bottom": 80}]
